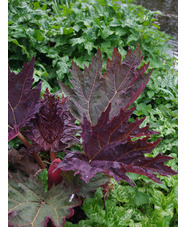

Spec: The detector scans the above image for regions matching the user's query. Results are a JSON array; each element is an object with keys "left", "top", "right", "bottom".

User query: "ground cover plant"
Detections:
[
  {"left": 8, "top": 0, "right": 178, "bottom": 226},
  {"left": 8, "top": 45, "right": 177, "bottom": 226}
]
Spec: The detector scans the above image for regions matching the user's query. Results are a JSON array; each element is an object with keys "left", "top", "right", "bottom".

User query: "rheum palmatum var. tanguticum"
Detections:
[{"left": 8, "top": 45, "right": 177, "bottom": 227}]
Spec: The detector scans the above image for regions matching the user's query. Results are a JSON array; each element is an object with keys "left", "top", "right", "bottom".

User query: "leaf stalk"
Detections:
[
  {"left": 17, "top": 131, "right": 45, "bottom": 169},
  {"left": 50, "top": 150, "right": 57, "bottom": 162}
]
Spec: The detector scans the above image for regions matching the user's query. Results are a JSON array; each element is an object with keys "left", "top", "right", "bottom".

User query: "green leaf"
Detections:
[
  {"left": 33, "top": 29, "right": 45, "bottom": 42},
  {"left": 147, "top": 91, "right": 155, "bottom": 98},
  {"left": 82, "top": 188, "right": 105, "bottom": 224},
  {"left": 70, "top": 37, "right": 86, "bottom": 46},
  {"left": 33, "top": 2, "right": 40, "bottom": 10},
  {"left": 37, "top": 169, "right": 48, "bottom": 193},
  {"left": 8, "top": 172, "right": 81, "bottom": 227},
  {"left": 84, "top": 42, "right": 95, "bottom": 55},
  {"left": 150, "top": 209, "right": 173, "bottom": 227},
  {"left": 152, "top": 23, "right": 160, "bottom": 29},
  {"left": 8, "top": 38, "right": 29, "bottom": 57},
  {"left": 100, "top": 28, "right": 114, "bottom": 39},
  {"left": 63, "top": 27, "right": 74, "bottom": 35},
  {"left": 143, "top": 21, "right": 150, "bottom": 26},
  {"left": 134, "top": 191, "right": 149, "bottom": 207},
  {"left": 82, "top": 188, "right": 128, "bottom": 227},
  {"left": 101, "top": 41, "right": 111, "bottom": 52}
]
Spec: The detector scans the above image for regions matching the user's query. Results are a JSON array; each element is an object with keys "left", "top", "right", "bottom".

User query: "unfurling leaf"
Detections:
[
  {"left": 8, "top": 57, "right": 42, "bottom": 141},
  {"left": 24, "top": 89, "right": 80, "bottom": 153},
  {"left": 59, "top": 45, "right": 152, "bottom": 124},
  {"left": 8, "top": 172, "right": 81, "bottom": 227},
  {"left": 48, "top": 158, "right": 63, "bottom": 190},
  {"left": 56, "top": 104, "right": 177, "bottom": 186}
]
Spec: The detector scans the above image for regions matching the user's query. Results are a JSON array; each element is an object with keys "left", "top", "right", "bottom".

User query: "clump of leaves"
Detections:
[
  {"left": 24, "top": 89, "right": 80, "bottom": 161},
  {"left": 57, "top": 46, "right": 177, "bottom": 186},
  {"left": 65, "top": 180, "right": 178, "bottom": 227},
  {"left": 8, "top": 46, "right": 177, "bottom": 226},
  {"left": 8, "top": 0, "right": 176, "bottom": 91}
]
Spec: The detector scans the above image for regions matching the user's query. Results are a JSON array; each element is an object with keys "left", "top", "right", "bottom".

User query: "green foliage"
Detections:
[
  {"left": 65, "top": 177, "right": 178, "bottom": 226},
  {"left": 133, "top": 68, "right": 178, "bottom": 156},
  {"left": 8, "top": 0, "right": 176, "bottom": 87},
  {"left": 37, "top": 169, "right": 48, "bottom": 193}
]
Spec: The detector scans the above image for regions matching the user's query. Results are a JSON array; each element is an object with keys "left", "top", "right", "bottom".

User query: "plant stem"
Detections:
[
  {"left": 32, "top": 153, "right": 45, "bottom": 169},
  {"left": 17, "top": 131, "right": 45, "bottom": 169},
  {"left": 17, "top": 131, "right": 30, "bottom": 147},
  {"left": 50, "top": 151, "right": 56, "bottom": 162}
]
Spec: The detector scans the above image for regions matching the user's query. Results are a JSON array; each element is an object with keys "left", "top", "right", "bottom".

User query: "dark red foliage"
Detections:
[
  {"left": 48, "top": 159, "right": 63, "bottom": 190},
  {"left": 24, "top": 90, "right": 80, "bottom": 154},
  {"left": 59, "top": 45, "right": 152, "bottom": 124},
  {"left": 8, "top": 57, "right": 42, "bottom": 141},
  {"left": 56, "top": 104, "right": 177, "bottom": 186}
]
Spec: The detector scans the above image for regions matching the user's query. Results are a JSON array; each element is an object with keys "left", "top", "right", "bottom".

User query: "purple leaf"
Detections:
[
  {"left": 24, "top": 89, "right": 80, "bottom": 153},
  {"left": 57, "top": 104, "right": 177, "bottom": 186},
  {"left": 8, "top": 57, "right": 42, "bottom": 141},
  {"left": 59, "top": 45, "right": 153, "bottom": 124}
]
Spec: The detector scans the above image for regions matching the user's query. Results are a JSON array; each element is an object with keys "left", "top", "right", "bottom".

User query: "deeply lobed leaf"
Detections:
[
  {"left": 8, "top": 57, "right": 42, "bottom": 141},
  {"left": 56, "top": 104, "right": 177, "bottom": 186},
  {"left": 59, "top": 45, "right": 153, "bottom": 124},
  {"left": 8, "top": 172, "right": 81, "bottom": 227},
  {"left": 24, "top": 89, "right": 80, "bottom": 153}
]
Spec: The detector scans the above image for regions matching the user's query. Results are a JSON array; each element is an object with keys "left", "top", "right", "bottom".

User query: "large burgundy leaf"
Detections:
[
  {"left": 59, "top": 45, "right": 152, "bottom": 124},
  {"left": 24, "top": 89, "right": 80, "bottom": 153},
  {"left": 56, "top": 104, "right": 177, "bottom": 186},
  {"left": 8, "top": 57, "right": 42, "bottom": 141}
]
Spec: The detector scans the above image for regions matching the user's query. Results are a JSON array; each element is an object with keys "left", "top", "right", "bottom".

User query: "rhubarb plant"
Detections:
[{"left": 8, "top": 45, "right": 177, "bottom": 227}]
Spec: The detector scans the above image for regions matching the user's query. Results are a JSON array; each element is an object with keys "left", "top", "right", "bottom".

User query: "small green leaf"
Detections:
[
  {"left": 84, "top": 42, "right": 95, "bottom": 55},
  {"left": 101, "top": 28, "right": 114, "bottom": 39},
  {"left": 70, "top": 37, "right": 85, "bottom": 46},
  {"left": 33, "top": 29, "right": 45, "bottom": 42},
  {"left": 152, "top": 23, "right": 160, "bottom": 29},
  {"left": 33, "top": 2, "right": 40, "bottom": 9},
  {"left": 63, "top": 27, "right": 74, "bottom": 35},
  {"left": 147, "top": 91, "right": 155, "bottom": 98},
  {"left": 38, "top": 169, "right": 48, "bottom": 193},
  {"left": 134, "top": 191, "right": 149, "bottom": 206},
  {"left": 143, "top": 21, "right": 150, "bottom": 26}
]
